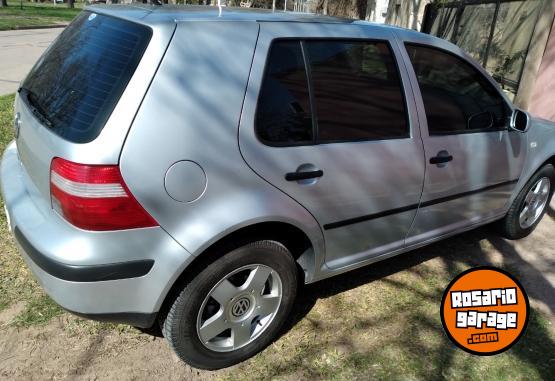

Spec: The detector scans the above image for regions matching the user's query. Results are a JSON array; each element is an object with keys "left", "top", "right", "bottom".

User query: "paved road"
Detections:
[{"left": 0, "top": 28, "right": 64, "bottom": 96}]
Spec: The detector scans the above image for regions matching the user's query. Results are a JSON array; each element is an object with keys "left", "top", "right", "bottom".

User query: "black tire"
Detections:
[
  {"left": 161, "top": 240, "right": 298, "bottom": 370},
  {"left": 498, "top": 164, "right": 555, "bottom": 240}
]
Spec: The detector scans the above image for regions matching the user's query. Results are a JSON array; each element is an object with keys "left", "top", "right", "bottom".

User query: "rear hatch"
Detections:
[{"left": 14, "top": 9, "right": 174, "bottom": 210}]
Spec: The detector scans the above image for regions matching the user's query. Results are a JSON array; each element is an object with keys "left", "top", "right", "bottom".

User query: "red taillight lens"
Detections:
[{"left": 50, "top": 158, "right": 158, "bottom": 231}]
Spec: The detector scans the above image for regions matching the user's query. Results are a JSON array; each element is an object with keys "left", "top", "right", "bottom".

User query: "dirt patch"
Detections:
[
  {"left": 0, "top": 302, "right": 25, "bottom": 326},
  {"left": 0, "top": 316, "right": 222, "bottom": 381}
]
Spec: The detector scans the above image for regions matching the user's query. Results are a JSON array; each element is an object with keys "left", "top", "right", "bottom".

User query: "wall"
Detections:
[
  {"left": 365, "top": 0, "right": 390, "bottom": 23},
  {"left": 529, "top": 19, "right": 555, "bottom": 121}
]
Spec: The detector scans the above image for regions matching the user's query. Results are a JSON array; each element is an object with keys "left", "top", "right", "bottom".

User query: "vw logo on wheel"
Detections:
[{"left": 231, "top": 298, "right": 251, "bottom": 317}]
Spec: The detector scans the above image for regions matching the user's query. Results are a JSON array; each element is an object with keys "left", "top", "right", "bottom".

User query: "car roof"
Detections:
[
  {"left": 87, "top": 4, "right": 438, "bottom": 46},
  {"left": 88, "top": 4, "right": 354, "bottom": 24}
]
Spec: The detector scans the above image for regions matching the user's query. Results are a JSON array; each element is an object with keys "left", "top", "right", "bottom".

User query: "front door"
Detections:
[
  {"left": 401, "top": 42, "right": 526, "bottom": 244},
  {"left": 239, "top": 23, "right": 426, "bottom": 270}
]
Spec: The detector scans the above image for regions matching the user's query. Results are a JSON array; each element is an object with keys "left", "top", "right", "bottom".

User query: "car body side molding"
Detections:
[{"left": 323, "top": 179, "right": 519, "bottom": 230}]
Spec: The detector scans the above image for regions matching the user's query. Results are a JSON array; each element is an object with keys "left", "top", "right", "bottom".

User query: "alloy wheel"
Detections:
[
  {"left": 519, "top": 177, "right": 550, "bottom": 229},
  {"left": 196, "top": 264, "right": 283, "bottom": 352}
]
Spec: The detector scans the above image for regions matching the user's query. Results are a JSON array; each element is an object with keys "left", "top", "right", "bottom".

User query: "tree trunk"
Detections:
[
  {"left": 365, "top": 0, "right": 376, "bottom": 21},
  {"left": 316, "top": 0, "right": 328, "bottom": 15},
  {"left": 0, "top": 0, "right": 8, "bottom": 8},
  {"left": 316, "top": 0, "right": 368, "bottom": 19},
  {"left": 67, "top": 0, "right": 75, "bottom": 8}
]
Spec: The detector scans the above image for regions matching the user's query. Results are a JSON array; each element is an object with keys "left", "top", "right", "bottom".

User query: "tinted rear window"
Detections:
[
  {"left": 305, "top": 40, "right": 408, "bottom": 142},
  {"left": 256, "top": 39, "right": 408, "bottom": 146},
  {"left": 255, "top": 41, "right": 314, "bottom": 145},
  {"left": 21, "top": 12, "right": 152, "bottom": 143}
]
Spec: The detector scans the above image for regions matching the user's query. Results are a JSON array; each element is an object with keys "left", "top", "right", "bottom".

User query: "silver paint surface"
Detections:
[{"left": 164, "top": 160, "right": 207, "bottom": 202}]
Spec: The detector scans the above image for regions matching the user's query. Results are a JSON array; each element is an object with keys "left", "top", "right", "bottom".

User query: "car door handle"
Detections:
[
  {"left": 285, "top": 170, "right": 324, "bottom": 181},
  {"left": 430, "top": 152, "right": 453, "bottom": 165}
]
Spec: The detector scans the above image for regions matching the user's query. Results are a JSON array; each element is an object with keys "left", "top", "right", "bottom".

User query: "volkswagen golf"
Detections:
[{"left": 2, "top": 5, "right": 555, "bottom": 369}]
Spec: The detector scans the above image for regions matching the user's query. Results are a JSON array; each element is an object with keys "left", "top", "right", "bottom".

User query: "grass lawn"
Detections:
[
  {"left": 0, "top": 92, "right": 554, "bottom": 379},
  {"left": 0, "top": 1, "right": 82, "bottom": 30}
]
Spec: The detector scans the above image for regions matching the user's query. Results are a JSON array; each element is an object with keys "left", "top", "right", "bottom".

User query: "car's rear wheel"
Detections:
[
  {"left": 161, "top": 240, "right": 298, "bottom": 370},
  {"left": 498, "top": 164, "right": 555, "bottom": 239}
]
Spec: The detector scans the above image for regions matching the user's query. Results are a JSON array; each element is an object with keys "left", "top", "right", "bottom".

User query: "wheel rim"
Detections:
[
  {"left": 519, "top": 177, "right": 551, "bottom": 229},
  {"left": 196, "top": 264, "right": 283, "bottom": 352}
]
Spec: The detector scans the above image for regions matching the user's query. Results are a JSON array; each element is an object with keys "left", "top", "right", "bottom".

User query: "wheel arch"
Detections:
[
  {"left": 156, "top": 221, "right": 319, "bottom": 326},
  {"left": 509, "top": 147, "right": 555, "bottom": 207},
  {"left": 521, "top": 155, "right": 555, "bottom": 191}
]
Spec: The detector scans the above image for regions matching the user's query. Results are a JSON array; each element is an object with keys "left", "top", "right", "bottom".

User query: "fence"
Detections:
[{"left": 422, "top": 0, "right": 545, "bottom": 100}]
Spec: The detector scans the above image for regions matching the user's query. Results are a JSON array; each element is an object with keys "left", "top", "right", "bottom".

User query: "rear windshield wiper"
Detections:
[{"left": 18, "top": 87, "right": 54, "bottom": 129}]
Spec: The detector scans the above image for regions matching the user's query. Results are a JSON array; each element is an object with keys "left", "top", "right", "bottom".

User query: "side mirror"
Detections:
[{"left": 510, "top": 109, "right": 530, "bottom": 133}]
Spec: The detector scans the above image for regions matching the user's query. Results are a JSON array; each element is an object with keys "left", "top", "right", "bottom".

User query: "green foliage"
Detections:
[
  {"left": 0, "top": 1, "right": 81, "bottom": 30},
  {"left": 0, "top": 94, "right": 15, "bottom": 151},
  {"left": 220, "top": 259, "right": 555, "bottom": 380},
  {"left": 11, "top": 295, "right": 64, "bottom": 327}
]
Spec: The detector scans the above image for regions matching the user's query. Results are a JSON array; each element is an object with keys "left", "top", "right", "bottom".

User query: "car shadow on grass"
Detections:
[{"left": 273, "top": 225, "right": 555, "bottom": 380}]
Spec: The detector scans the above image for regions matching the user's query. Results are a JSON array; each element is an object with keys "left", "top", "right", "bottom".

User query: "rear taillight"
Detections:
[{"left": 50, "top": 158, "right": 158, "bottom": 231}]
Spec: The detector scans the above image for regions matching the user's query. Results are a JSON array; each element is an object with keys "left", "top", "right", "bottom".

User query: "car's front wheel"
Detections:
[
  {"left": 498, "top": 164, "right": 555, "bottom": 239},
  {"left": 161, "top": 240, "right": 298, "bottom": 370}
]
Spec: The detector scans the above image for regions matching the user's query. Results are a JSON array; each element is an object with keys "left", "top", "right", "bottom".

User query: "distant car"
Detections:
[{"left": 2, "top": 5, "right": 554, "bottom": 370}]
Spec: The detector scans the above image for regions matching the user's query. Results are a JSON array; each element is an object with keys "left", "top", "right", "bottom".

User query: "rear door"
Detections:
[
  {"left": 400, "top": 41, "right": 526, "bottom": 244},
  {"left": 239, "top": 23, "right": 426, "bottom": 270}
]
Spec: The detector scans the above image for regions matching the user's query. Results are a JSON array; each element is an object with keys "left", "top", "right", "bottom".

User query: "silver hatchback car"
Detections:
[{"left": 2, "top": 5, "right": 555, "bottom": 369}]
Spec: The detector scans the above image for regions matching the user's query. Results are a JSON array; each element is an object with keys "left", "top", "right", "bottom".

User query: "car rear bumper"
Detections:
[{"left": 1, "top": 141, "right": 195, "bottom": 327}]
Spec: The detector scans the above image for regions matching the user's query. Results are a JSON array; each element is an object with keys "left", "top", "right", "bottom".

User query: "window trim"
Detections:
[
  {"left": 404, "top": 42, "right": 512, "bottom": 137},
  {"left": 254, "top": 37, "right": 411, "bottom": 147},
  {"left": 300, "top": 40, "right": 319, "bottom": 145}
]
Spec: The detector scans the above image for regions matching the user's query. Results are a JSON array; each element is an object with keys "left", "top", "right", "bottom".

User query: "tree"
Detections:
[
  {"left": 68, "top": 0, "right": 74, "bottom": 8},
  {"left": 0, "top": 0, "right": 7, "bottom": 8},
  {"left": 315, "top": 0, "right": 367, "bottom": 19},
  {"left": 365, "top": 0, "right": 376, "bottom": 21}
]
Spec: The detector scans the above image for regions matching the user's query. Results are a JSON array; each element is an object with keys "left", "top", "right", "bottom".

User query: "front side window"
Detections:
[
  {"left": 255, "top": 39, "right": 408, "bottom": 146},
  {"left": 405, "top": 44, "right": 510, "bottom": 135}
]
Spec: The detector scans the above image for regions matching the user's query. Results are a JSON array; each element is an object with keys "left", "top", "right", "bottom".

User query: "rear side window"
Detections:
[
  {"left": 305, "top": 40, "right": 408, "bottom": 142},
  {"left": 20, "top": 12, "right": 152, "bottom": 143},
  {"left": 405, "top": 44, "right": 510, "bottom": 135},
  {"left": 255, "top": 41, "right": 313, "bottom": 145}
]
